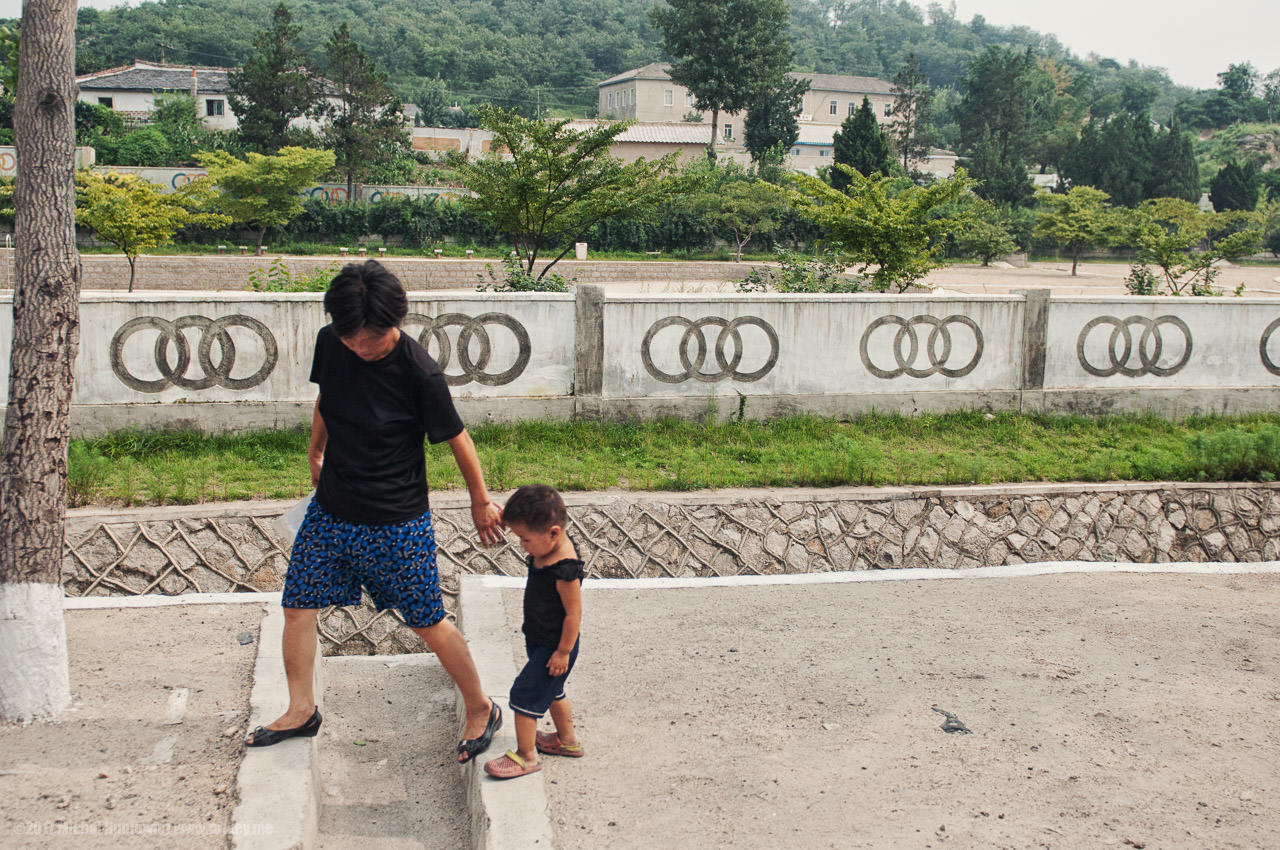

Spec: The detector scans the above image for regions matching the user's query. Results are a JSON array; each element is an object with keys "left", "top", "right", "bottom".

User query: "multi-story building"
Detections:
[{"left": 597, "top": 63, "right": 904, "bottom": 173}]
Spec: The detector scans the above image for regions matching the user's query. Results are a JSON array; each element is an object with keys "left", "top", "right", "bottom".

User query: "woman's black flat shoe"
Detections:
[
  {"left": 245, "top": 708, "right": 322, "bottom": 748},
  {"left": 457, "top": 701, "right": 502, "bottom": 763}
]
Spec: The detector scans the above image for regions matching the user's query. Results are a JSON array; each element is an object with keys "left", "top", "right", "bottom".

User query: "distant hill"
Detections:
[{"left": 68, "top": 0, "right": 1191, "bottom": 125}]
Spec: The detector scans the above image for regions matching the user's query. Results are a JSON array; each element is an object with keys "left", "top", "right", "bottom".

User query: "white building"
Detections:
[{"left": 76, "top": 62, "right": 237, "bottom": 132}]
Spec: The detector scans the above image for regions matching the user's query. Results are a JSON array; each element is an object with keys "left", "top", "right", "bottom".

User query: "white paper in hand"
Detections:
[{"left": 273, "top": 490, "right": 314, "bottom": 546}]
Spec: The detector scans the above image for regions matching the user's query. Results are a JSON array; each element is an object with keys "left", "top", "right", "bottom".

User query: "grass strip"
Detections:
[{"left": 67, "top": 411, "right": 1280, "bottom": 508}]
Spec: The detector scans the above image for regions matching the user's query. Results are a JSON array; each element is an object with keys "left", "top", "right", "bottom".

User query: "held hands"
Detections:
[
  {"left": 471, "top": 500, "right": 504, "bottom": 547},
  {"left": 547, "top": 649, "right": 570, "bottom": 677}
]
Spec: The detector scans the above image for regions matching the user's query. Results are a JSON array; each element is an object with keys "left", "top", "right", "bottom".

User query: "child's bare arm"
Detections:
[{"left": 547, "top": 579, "right": 582, "bottom": 677}]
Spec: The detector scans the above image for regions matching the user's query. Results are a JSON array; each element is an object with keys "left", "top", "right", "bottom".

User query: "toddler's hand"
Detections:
[{"left": 547, "top": 650, "right": 570, "bottom": 677}]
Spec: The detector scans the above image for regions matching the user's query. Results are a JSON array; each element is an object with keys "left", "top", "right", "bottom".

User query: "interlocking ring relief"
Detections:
[
  {"left": 1076, "top": 315, "right": 1192, "bottom": 378},
  {"left": 1260, "top": 317, "right": 1280, "bottom": 377},
  {"left": 403, "top": 312, "right": 531, "bottom": 386},
  {"left": 859, "top": 314, "right": 984, "bottom": 379},
  {"left": 110, "top": 315, "right": 279, "bottom": 393},
  {"left": 641, "top": 315, "right": 779, "bottom": 383}
]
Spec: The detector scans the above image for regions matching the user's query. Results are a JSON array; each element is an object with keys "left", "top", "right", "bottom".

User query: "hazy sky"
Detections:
[
  {"left": 1, "top": 0, "right": 1276, "bottom": 91},
  {"left": 951, "top": 0, "right": 1277, "bottom": 89}
]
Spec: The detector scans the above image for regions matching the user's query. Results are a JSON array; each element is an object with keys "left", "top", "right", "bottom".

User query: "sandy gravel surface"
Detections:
[
  {"left": 316, "top": 655, "right": 468, "bottom": 850},
  {"left": 510, "top": 572, "right": 1280, "bottom": 850},
  {"left": 605, "top": 260, "right": 1280, "bottom": 298},
  {"left": 0, "top": 604, "right": 260, "bottom": 848}
]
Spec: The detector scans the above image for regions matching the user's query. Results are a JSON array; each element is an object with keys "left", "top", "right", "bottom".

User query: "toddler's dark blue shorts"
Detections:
[
  {"left": 282, "top": 499, "right": 446, "bottom": 628},
  {"left": 509, "top": 638, "right": 580, "bottom": 719}
]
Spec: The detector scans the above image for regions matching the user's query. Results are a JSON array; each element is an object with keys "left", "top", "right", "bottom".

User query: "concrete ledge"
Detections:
[
  {"left": 231, "top": 604, "right": 324, "bottom": 850},
  {"left": 457, "top": 575, "right": 556, "bottom": 850}
]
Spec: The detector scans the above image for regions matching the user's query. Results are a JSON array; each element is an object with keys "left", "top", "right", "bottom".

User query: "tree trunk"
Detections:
[
  {"left": 0, "top": 0, "right": 80, "bottom": 723},
  {"left": 706, "top": 107, "right": 719, "bottom": 163}
]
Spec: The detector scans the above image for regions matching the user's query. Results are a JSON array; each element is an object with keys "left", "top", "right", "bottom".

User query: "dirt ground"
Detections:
[
  {"left": 610, "top": 260, "right": 1280, "bottom": 297},
  {"left": 0, "top": 604, "right": 260, "bottom": 849},
  {"left": 514, "top": 572, "right": 1280, "bottom": 850}
]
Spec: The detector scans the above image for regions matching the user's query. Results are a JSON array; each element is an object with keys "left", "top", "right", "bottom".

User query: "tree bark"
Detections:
[{"left": 0, "top": 0, "right": 79, "bottom": 722}]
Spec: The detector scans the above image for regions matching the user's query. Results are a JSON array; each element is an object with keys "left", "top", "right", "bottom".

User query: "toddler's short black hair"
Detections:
[
  {"left": 503, "top": 484, "right": 568, "bottom": 532},
  {"left": 323, "top": 260, "right": 408, "bottom": 338}
]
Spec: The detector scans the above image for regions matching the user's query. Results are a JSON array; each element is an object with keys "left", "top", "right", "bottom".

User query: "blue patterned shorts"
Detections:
[{"left": 282, "top": 500, "right": 446, "bottom": 628}]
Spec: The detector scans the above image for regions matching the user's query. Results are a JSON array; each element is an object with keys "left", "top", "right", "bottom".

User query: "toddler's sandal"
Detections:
[{"left": 535, "top": 730, "right": 584, "bottom": 757}]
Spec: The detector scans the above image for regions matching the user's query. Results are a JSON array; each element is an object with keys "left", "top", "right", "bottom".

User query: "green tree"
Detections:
[
  {"left": 743, "top": 74, "right": 808, "bottom": 163},
  {"left": 151, "top": 93, "right": 204, "bottom": 163},
  {"left": 196, "top": 146, "right": 335, "bottom": 249},
  {"left": 1209, "top": 161, "right": 1260, "bottom": 212},
  {"left": 1146, "top": 117, "right": 1201, "bottom": 203},
  {"left": 830, "top": 97, "right": 892, "bottom": 193},
  {"left": 958, "top": 47, "right": 1038, "bottom": 206},
  {"left": 457, "top": 107, "right": 678, "bottom": 280},
  {"left": 786, "top": 167, "right": 977, "bottom": 292},
  {"left": 1032, "top": 186, "right": 1122, "bottom": 276},
  {"left": 889, "top": 54, "right": 935, "bottom": 177},
  {"left": 115, "top": 126, "right": 172, "bottom": 166},
  {"left": 1130, "top": 197, "right": 1262, "bottom": 294},
  {"left": 686, "top": 162, "right": 789, "bottom": 261},
  {"left": 75, "top": 171, "right": 229, "bottom": 290},
  {"left": 0, "top": 24, "right": 18, "bottom": 93},
  {"left": 649, "top": 0, "right": 794, "bottom": 162},
  {"left": 322, "top": 23, "right": 408, "bottom": 198},
  {"left": 954, "top": 199, "right": 1017, "bottom": 265},
  {"left": 227, "top": 3, "right": 320, "bottom": 154}
]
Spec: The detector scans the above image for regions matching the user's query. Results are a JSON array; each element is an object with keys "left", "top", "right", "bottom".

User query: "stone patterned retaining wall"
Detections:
[
  {"left": 62, "top": 483, "right": 1280, "bottom": 654},
  {"left": 0, "top": 251, "right": 755, "bottom": 292}
]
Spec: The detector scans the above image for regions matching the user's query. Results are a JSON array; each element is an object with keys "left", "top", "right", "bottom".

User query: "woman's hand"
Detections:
[{"left": 471, "top": 500, "right": 504, "bottom": 547}]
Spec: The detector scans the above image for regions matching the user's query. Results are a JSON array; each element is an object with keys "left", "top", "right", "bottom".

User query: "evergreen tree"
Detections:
[
  {"left": 744, "top": 75, "right": 808, "bottom": 163},
  {"left": 1147, "top": 118, "right": 1200, "bottom": 203},
  {"left": 958, "top": 47, "right": 1038, "bottom": 206},
  {"left": 830, "top": 97, "right": 892, "bottom": 193},
  {"left": 322, "top": 23, "right": 407, "bottom": 198},
  {"left": 227, "top": 4, "right": 319, "bottom": 154},
  {"left": 649, "top": 0, "right": 794, "bottom": 162},
  {"left": 1209, "top": 162, "right": 1260, "bottom": 212},
  {"left": 889, "top": 54, "right": 935, "bottom": 177}
]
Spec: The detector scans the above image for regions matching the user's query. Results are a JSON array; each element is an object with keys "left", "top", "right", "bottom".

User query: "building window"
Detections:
[
  {"left": 723, "top": 124, "right": 732, "bottom": 140},
  {"left": 664, "top": 89, "right": 673, "bottom": 106},
  {"left": 791, "top": 148, "right": 800, "bottom": 156},
  {"left": 684, "top": 92, "right": 693, "bottom": 107},
  {"left": 849, "top": 101, "right": 857, "bottom": 116},
  {"left": 98, "top": 97, "right": 113, "bottom": 108},
  {"left": 829, "top": 99, "right": 837, "bottom": 115},
  {"left": 819, "top": 149, "right": 829, "bottom": 157},
  {"left": 607, "top": 92, "right": 614, "bottom": 108},
  {"left": 884, "top": 103, "right": 892, "bottom": 116},
  {"left": 206, "top": 99, "right": 224, "bottom": 117}
]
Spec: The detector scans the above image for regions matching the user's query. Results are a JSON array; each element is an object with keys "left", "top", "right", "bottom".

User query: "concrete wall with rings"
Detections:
[{"left": 0, "top": 286, "right": 1277, "bottom": 435}]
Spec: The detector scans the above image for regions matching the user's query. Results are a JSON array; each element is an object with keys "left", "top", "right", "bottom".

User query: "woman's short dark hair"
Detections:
[
  {"left": 503, "top": 484, "right": 568, "bottom": 532},
  {"left": 323, "top": 261, "right": 408, "bottom": 338}
]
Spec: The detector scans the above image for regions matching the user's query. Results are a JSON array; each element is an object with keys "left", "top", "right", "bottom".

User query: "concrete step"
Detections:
[{"left": 315, "top": 655, "right": 469, "bottom": 850}]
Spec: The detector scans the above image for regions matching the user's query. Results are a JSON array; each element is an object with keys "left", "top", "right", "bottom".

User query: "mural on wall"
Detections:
[
  {"left": 859, "top": 314, "right": 984, "bottom": 380},
  {"left": 403, "top": 312, "right": 531, "bottom": 386},
  {"left": 109, "top": 315, "right": 278, "bottom": 393},
  {"left": 640, "top": 315, "right": 779, "bottom": 384},
  {"left": 1076, "top": 315, "right": 1192, "bottom": 378},
  {"left": 1261, "top": 318, "right": 1280, "bottom": 377}
]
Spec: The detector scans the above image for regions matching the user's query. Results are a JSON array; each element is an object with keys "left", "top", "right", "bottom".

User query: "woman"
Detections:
[{"left": 246, "top": 260, "right": 504, "bottom": 764}]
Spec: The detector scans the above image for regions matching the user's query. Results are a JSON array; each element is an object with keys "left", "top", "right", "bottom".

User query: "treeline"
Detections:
[{"left": 60, "top": 0, "right": 1195, "bottom": 129}]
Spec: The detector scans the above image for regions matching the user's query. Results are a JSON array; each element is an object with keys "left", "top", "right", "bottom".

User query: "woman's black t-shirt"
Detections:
[
  {"left": 310, "top": 325, "right": 464, "bottom": 525},
  {"left": 522, "top": 555, "right": 585, "bottom": 648}
]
